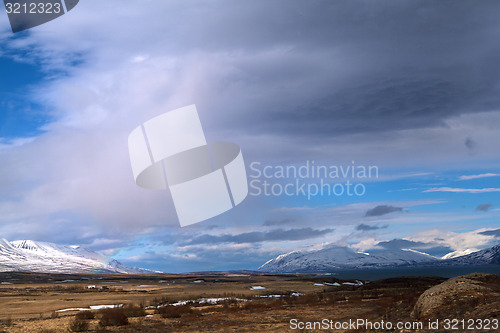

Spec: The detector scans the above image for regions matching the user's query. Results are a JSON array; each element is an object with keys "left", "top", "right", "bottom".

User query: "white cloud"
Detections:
[
  {"left": 350, "top": 227, "right": 497, "bottom": 253},
  {"left": 424, "top": 187, "right": 500, "bottom": 193},
  {"left": 410, "top": 228, "right": 496, "bottom": 252},
  {"left": 350, "top": 238, "right": 381, "bottom": 252},
  {"left": 459, "top": 173, "right": 500, "bottom": 180}
]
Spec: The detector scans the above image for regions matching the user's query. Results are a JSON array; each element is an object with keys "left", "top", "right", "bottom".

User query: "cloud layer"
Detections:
[{"left": 365, "top": 205, "right": 403, "bottom": 217}]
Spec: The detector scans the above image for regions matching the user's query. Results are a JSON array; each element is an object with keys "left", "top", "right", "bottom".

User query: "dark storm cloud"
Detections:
[
  {"left": 206, "top": 0, "right": 500, "bottom": 139},
  {"left": 356, "top": 224, "right": 388, "bottom": 231},
  {"left": 365, "top": 205, "right": 403, "bottom": 217},
  {"left": 183, "top": 228, "right": 334, "bottom": 245},
  {"left": 263, "top": 218, "right": 294, "bottom": 226},
  {"left": 479, "top": 229, "right": 500, "bottom": 237},
  {"left": 476, "top": 204, "right": 492, "bottom": 211},
  {"left": 377, "top": 239, "right": 428, "bottom": 250}
]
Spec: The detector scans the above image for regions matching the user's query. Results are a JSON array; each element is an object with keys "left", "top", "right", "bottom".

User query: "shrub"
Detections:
[
  {"left": 242, "top": 302, "right": 264, "bottom": 311},
  {"left": 149, "top": 296, "right": 173, "bottom": 307},
  {"left": 99, "top": 309, "right": 129, "bottom": 327},
  {"left": 156, "top": 305, "right": 200, "bottom": 318},
  {"left": 241, "top": 301, "right": 279, "bottom": 312},
  {"left": 75, "top": 311, "right": 95, "bottom": 320},
  {"left": 69, "top": 319, "right": 89, "bottom": 332},
  {"left": 122, "top": 304, "right": 146, "bottom": 317}
]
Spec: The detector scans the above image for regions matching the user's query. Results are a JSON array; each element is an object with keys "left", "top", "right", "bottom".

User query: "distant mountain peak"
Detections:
[
  {"left": 10, "top": 240, "right": 42, "bottom": 251},
  {"left": 441, "top": 244, "right": 500, "bottom": 266},
  {"left": 1, "top": 239, "right": 156, "bottom": 274}
]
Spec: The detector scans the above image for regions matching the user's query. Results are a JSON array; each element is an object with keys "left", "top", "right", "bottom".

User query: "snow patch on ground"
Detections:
[
  {"left": 342, "top": 281, "right": 363, "bottom": 286},
  {"left": 148, "top": 297, "right": 247, "bottom": 309},
  {"left": 250, "top": 286, "right": 266, "bottom": 290},
  {"left": 259, "top": 292, "right": 303, "bottom": 298},
  {"left": 324, "top": 282, "right": 341, "bottom": 286},
  {"left": 56, "top": 304, "right": 123, "bottom": 312}
]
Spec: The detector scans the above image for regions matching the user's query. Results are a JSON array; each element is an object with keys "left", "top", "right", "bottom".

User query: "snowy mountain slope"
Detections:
[
  {"left": 258, "top": 245, "right": 438, "bottom": 273},
  {"left": 0, "top": 239, "right": 155, "bottom": 274},
  {"left": 441, "top": 248, "right": 478, "bottom": 259},
  {"left": 259, "top": 243, "right": 500, "bottom": 273},
  {"left": 434, "top": 244, "right": 500, "bottom": 266}
]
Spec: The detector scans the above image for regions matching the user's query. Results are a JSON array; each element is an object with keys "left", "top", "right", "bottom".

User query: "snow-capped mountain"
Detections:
[
  {"left": 0, "top": 239, "right": 155, "bottom": 274},
  {"left": 441, "top": 248, "right": 478, "bottom": 259},
  {"left": 258, "top": 245, "right": 438, "bottom": 273},
  {"left": 434, "top": 244, "right": 500, "bottom": 266},
  {"left": 259, "top": 243, "right": 500, "bottom": 273}
]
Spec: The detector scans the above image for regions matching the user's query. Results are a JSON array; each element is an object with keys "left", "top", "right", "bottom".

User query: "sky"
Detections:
[{"left": 0, "top": 0, "right": 499, "bottom": 273}]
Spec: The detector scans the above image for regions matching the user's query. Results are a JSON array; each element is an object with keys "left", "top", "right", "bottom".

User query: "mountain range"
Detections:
[
  {"left": 2, "top": 238, "right": 498, "bottom": 275},
  {"left": 0, "top": 239, "right": 154, "bottom": 274},
  {"left": 258, "top": 244, "right": 500, "bottom": 273}
]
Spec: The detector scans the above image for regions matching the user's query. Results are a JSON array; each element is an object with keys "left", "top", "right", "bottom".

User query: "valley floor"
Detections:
[{"left": 0, "top": 272, "right": 498, "bottom": 332}]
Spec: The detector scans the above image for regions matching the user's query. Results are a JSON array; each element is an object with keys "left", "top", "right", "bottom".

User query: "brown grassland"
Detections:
[{"left": 0, "top": 272, "right": 498, "bottom": 332}]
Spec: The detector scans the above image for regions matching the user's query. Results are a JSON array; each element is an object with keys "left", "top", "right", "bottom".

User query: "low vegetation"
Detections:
[
  {"left": 156, "top": 304, "right": 201, "bottom": 319},
  {"left": 98, "top": 308, "right": 129, "bottom": 327},
  {"left": 69, "top": 318, "right": 89, "bottom": 332},
  {"left": 121, "top": 304, "right": 146, "bottom": 317},
  {"left": 75, "top": 311, "right": 95, "bottom": 320},
  {"left": 0, "top": 272, "right": 498, "bottom": 332}
]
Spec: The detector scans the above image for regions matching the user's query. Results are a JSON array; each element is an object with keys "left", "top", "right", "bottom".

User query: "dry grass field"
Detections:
[{"left": 0, "top": 272, "right": 498, "bottom": 332}]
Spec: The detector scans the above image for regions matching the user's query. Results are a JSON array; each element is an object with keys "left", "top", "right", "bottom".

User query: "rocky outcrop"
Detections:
[{"left": 412, "top": 273, "right": 500, "bottom": 319}]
